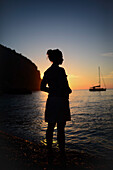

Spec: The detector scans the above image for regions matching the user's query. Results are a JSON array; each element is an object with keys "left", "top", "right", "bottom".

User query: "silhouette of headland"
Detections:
[{"left": 0, "top": 44, "right": 41, "bottom": 94}]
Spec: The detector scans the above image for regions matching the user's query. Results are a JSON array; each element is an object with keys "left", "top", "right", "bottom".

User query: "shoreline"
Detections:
[{"left": 0, "top": 130, "right": 113, "bottom": 170}]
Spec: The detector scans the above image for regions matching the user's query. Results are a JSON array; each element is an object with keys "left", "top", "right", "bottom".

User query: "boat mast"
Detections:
[{"left": 98, "top": 66, "right": 101, "bottom": 87}]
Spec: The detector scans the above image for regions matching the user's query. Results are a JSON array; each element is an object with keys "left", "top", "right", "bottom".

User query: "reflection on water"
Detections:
[{"left": 0, "top": 90, "right": 113, "bottom": 159}]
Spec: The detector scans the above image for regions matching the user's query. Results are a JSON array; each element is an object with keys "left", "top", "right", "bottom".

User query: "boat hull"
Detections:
[{"left": 89, "top": 88, "right": 106, "bottom": 92}]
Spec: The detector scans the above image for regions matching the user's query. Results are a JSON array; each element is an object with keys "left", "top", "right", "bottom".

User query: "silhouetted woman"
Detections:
[{"left": 41, "top": 49, "right": 72, "bottom": 153}]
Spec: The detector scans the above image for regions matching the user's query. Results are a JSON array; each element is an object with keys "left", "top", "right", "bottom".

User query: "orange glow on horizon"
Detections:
[
  {"left": 37, "top": 61, "right": 113, "bottom": 90},
  {"left": 68, "top": 75, "right": 113, "bottom": 90},
  {"left": 40, "top": 70, "right": 113, "bottom": 90}
]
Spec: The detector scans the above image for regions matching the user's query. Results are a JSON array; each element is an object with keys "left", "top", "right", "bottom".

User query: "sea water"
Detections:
[{"left": 0, "top": 89, "right": 113, "bottom": 160}]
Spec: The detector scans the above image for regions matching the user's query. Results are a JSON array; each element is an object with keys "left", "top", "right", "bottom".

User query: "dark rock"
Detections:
[{"left": 0, "top": 44, "right": 41, "bottom": 94}]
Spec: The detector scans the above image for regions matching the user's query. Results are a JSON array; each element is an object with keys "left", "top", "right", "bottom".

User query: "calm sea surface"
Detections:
[{"left": 0, "top": 89, "right": 113, "bottom": 160}]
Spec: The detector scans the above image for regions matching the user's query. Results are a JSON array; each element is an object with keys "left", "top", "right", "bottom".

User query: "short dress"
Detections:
[
  {"left": 41, "top": 64, "right": 72, "bottom": 123},
  {"left": 45, "top": 96, "right": 70, "bottom": 122}
]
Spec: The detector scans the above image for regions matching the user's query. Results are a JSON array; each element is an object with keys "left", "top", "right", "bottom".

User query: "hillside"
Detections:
[{"left": 0, "top": 44, "right": 41, "bottom": 93}]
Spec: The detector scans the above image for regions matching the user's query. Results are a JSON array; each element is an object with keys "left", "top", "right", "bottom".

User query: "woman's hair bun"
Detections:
[
  {"left": 47, "top": 49, "right": 63, "bottom": 64},
  {"left": 47, "top": 49, "right": 54, "bottom": 62},
  {"left": 47, "top": 49, "right": 53, "bottom": 55}
]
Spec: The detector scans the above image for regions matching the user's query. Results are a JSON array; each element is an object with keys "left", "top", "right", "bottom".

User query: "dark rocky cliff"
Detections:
[{"left": 0, "top": 44, "right": 41, "bottom": 93}]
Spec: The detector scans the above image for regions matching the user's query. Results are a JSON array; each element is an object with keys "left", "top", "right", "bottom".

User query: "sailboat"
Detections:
[{"left": 89, "top": 67, "right": 106, "bottom": 91}]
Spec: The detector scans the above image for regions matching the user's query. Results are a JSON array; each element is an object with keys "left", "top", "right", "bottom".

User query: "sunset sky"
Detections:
[{"left": 1, "top": 0, "right": 113, "bottom": 89}]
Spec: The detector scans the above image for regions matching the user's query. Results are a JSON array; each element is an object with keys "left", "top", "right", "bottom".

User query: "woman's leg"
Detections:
[
  {"left": 57, "top": 122, "right": 66, "bottom": 152},
  {"left": 46, "top": 122, "right": 56, "bottom": 150}
]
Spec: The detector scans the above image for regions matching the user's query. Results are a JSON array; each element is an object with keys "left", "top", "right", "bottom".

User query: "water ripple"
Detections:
[{"left": 0, "top": 90, "right": 113, "bottom": 159}]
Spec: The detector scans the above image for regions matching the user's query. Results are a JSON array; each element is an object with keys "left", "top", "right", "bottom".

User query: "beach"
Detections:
[{"left": 0, "top": 130, "right": 113, "bottom": 170}]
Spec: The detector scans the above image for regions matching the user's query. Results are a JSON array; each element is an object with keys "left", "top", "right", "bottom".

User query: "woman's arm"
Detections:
[
  {"left": 62, "top": 68, "right": 72, "bottom": 94},
  {"left": 40, "top": 73, "right": 50, "bottom": 93}
]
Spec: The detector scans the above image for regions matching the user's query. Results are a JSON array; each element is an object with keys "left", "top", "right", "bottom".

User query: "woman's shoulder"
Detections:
[
  {"left": 59, "top": 67, "right": 66, "bottom": 75},
  {"left": 44, "top": 66, "right": 52, "bottom": 75},
  {"left": 44, "top": 65, "right": 66, "bottom": 76}
]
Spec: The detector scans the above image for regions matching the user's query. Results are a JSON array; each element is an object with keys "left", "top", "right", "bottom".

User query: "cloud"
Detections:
[
  {"left": 68, "top": 74, "right": 79, "bottom": 79},
  {"left": 101, "top": 52, "right": 113, "bottom": 57},
  {"left": 104, "top": 71, "right": 113, "bottom": 79}
]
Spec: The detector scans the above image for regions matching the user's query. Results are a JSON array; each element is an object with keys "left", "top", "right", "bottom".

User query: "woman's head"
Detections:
[{"left": 47, "top": 49, "right": 64, "bottom": 65}]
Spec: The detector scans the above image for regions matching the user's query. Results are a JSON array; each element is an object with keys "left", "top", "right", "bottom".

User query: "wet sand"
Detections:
[{"left": 0, "top": 130, "right": 113, "bottom": 170}]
